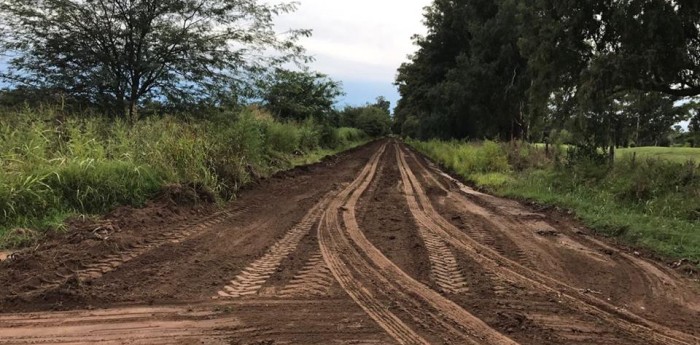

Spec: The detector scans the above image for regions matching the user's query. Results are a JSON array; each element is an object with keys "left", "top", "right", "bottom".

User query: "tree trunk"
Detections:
[
  {"left": 128, "top": 99, "right": 139, "bottom": 124},
  {"left": 128, "top": 79, "right": 140, "bottom": 124},
  {"left": 609, "top": 144, "right": 615, "bottom": 165},
  {"left": 635, "top": 114, "right": 640, "bottom": 146},
  {"left": 608, "top": 111, "right": 616, "bottom": 166}
]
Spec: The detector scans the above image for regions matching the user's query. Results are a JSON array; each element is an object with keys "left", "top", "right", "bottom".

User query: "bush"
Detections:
[
  {"left": 356, "top": 107, "right": 391, "bottom": 137},
  {"left": 401, "top": 116, "right": 421, "bottom": 138},
  {"left": 265, "top": 121, "right": 301, "bottom": 154},
  {"left": 337, "top": 127, "right": 368, "bottom": 145},
  {"left": 409, "top": 139, "right": 509, "bottom": 178},
  {"left": 298, "top": 119, "right": 321, "bottom": 152}
]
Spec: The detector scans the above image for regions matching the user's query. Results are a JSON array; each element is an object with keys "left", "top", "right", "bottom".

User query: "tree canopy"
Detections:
[
  {"left": 395, "top": 0, "right": 700, "bottom": 148},
  {"left": 339, "top": 97, "right": 392, "bottom": 137},
  {"left": 260, "top": 69, "right": 343, "bottom": 122},
  {"left": 0, "top": 0, "right": 310, "bottom": 121}
]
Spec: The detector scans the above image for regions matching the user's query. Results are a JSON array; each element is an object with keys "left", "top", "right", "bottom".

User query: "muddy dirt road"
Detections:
[{"left": 0, "top": 140, "right": 698, "bottom": 344}]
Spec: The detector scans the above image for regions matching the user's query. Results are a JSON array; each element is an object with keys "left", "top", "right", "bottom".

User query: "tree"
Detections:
[
  {"left": 0, "top": 0, "right": 310, "bottom": 121},
  {"left": 520, "top": 0, "right": 700, "bottom": 100},
  {"left": 691, "top": 114, "right": 700, "bottom": 134},
  {"left": 394, "top": 0, "right": 471, "bottom": 139},
  {"left": 395, "top": 0, "right": 700, "bottom": 150},
  {"left": 617, "top": 92, "right": 691, "bottom": 147},
  {"left": 337, "top": 98, "right": 392, "bottom": 137},
  {"left": 261, "top": 69, "right": 342, "bottom": 122},
  {"left": 395, "top": 0, "right": 531, "bottom": 140},
  {"left": 372, "top": 96, "right": 391, "bottom": 115},
  {"left": 356, "top": 107, "right": 391, "bottom": 137}
]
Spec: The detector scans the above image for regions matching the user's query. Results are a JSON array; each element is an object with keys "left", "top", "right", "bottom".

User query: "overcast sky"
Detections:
[{"left": 272, "top": 0, "right": 431, "bottom": 109}]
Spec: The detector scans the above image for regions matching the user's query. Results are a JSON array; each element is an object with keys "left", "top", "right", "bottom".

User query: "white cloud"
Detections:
[{"left": 272, "top": 0, "right": 430, "bottom": 83}]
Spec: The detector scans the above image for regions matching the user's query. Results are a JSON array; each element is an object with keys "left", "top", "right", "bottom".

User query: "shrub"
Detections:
[
  {"left": 356, "top": 107, "right": 391, "bottom": 137},
  {"left": 337, "top": 127, "right": 368, "bottom": 145},
  {"left": 265, "top": 121, "right": 301, "bottom": 154},
  {"left": 298, "top": 118, "right": 321, "bottom": 152}
]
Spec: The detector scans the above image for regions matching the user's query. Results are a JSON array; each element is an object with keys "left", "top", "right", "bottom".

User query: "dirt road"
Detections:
[{"left": 0, "top": 140, "right": 698, "bottom": 344}]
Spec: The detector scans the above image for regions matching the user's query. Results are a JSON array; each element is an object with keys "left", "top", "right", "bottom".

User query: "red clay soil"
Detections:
[{"left": 0, "top": 139, "right": 698, "bottom": 345}]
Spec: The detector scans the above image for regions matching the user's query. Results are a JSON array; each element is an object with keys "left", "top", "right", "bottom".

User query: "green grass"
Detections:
[
  {"left": 617, "top": 147, "right": 700, "bottom": 163},
  {"left": 291, "top": 136, "right": 369, "bottom": 166},
  {"left": 0, "top": 106, "right": 368, "bottom": 248},
  {"left": 409, "top": 139, "right": 700, "bottom": 263},
  {"left": 533, "top": 144, "right": 700, "bottom": 164}
]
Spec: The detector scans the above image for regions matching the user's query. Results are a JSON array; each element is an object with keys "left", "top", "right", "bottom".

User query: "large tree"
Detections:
[
  {"left": 396, "top": 0, "right": 700, "bottom": 147},
  {"left": 260, "top": 69, "right": 342, "bottom": 122},
  {"left": 395, "top": 0, "right": 530, "bottom": 140},
  {"left": 521, "top": 0, "right": 700, "bottom": 101},
  {"left": 0, "top": 0, "right": 310, "bottom": 121}
]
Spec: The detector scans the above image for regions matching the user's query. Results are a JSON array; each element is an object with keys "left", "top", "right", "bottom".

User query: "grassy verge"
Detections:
[
  {"left": 0, "top": 106, "right": 368, "bottom": 248},
  {"left": 290, "top": 128, "right": 369, "bottom": 166},
  {"left": 408, "top": 139, "right": 700, "bottom": 263}
]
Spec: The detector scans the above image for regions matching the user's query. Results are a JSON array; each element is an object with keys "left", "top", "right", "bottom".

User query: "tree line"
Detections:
[
  {"left": 394, "top": 0, "right": 700, "bottom": 150},
  {"left": 0, "top": 0, "right": 392, "bottom": 134}
]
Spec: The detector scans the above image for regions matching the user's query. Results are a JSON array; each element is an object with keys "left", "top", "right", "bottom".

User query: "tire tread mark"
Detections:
[
  {"left": 319, "top": 143, "right": 432, "bottom": 345},
  {"left": 278, "top": 252, "right": 335, "bottom": 298},
  {"left": 217, "top": 193, "right": 333, "bottom": 298},
  {"left": 320, "top": 142, "right": 518, "bottom": 345},
  {"left": 397, "top": 145, "right": 699, "bottom": 345},
  {"left": 25, "top": 211, "right": 236, "bottom": 295},
  {"left": 417, "top": 227, "right": 469, "bottom": 294}
]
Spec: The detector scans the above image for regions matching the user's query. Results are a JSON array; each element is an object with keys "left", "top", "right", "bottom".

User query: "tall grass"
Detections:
[
  {"left": 409, "top": 139, "right": 700, "bottom": 262},
  {"left": 0, "top": 106, "right": 368, "bottom": 248}
]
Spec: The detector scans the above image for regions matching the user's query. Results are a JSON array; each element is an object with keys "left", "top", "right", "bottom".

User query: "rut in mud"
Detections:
[{"left": 0, "top": 140, "right": 698, "bottom": 345}]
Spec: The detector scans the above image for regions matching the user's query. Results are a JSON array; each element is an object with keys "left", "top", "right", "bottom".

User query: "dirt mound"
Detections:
[{"left": 0, "top": 186, "right": 217, "bottom": 312}]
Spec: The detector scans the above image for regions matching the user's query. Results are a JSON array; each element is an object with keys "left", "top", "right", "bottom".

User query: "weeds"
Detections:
[{"left": 0, "top": 106, "right": 368, "bottom": 248}]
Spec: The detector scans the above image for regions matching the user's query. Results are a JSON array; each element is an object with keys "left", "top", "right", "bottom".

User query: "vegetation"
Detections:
[
  {"left": 617, "top": 147, "right": 700, "bottom": 164},
  {"left": 261, "top": 69, "right": 343, "bottom": 122},
  {"left": 0, "top": 0, "right": 395, "bottom": 249},
  {"left": 291, "top": 128, "right": 368, "bottom": 166},
  {"left": 394, "top": 0, "right": 700, "bottom": 155},
  {"left": 410, "top": 140, "right": 700, "bottom": 262},
  {"left": 392, "top": 0, "right": 700, "bottom": 261},
  {"left": 0, "top": 106, "right": 368, "bottom": 248},
  {"left": 0, "top": 0, "right": 310, "bottom": 121},
  {"left": 338, "top": 97, "right": 393, "bottom": 137}
]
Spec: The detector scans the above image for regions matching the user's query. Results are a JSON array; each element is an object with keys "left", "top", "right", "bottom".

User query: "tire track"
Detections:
[
  {"left": 0, "top": 306, "right": 240, "bottom": 344},
  {"left": 409, "top": 146, "right": 700, "bottom": 325},
  {"left": 319, "top": 143, "right": 429, "bottom": 345},
  {"left": 78, "top": 212, "right": 234, "bottom": 281},
  {"left": 278, "top": 251, "right": 336, "bottom": 298},
  {"left": 0, "top": 300, "right": 394, "bottom": 345},
  {"left": 319, "top": 142, "right": 518, "bottom": 345},
  {"left": 396, "top": 144, "right": 699, "bottom": 345},
  {"left": 217, "top": 192, "right": 334, "bottom": 298},
  {"left": 23, "top": 211, "right": 235, "bottom": 297},
  {"left": 417, "top": 226, "right": 469, "bottom": 294},
  {"left": 406, "top": 152, "right": 536, "bottom": 268}
]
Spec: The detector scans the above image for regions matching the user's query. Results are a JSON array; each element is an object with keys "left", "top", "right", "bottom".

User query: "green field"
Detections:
[
  {"left": 617, "top": 147, "right": 700, "bottom": 163},
  {"left": 535, "top": 144, "right": 700, "bottom": 164}
]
